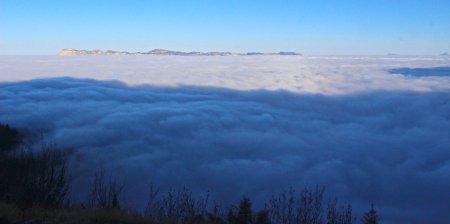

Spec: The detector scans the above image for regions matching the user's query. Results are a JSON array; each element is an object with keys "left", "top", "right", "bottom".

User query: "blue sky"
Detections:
[{"left": 1, "top": 0, "right": 449, "bottom": 55}]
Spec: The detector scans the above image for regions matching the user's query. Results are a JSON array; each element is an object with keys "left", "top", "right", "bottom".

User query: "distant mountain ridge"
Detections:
[{"left": 58, "top": 48, "right": 301, "bottom": 56}]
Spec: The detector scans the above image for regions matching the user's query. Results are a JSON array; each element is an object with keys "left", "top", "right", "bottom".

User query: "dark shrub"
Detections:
[
  {"left": 0, "top": 123, "right": 22, "bottom": 154},
  {"left": 0, "top": 145, "right": 70, "bottom": 209}
]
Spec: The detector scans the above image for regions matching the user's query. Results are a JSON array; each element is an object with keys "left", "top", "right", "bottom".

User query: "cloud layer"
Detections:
[
  {"left": 1, "top": 56, "right": 450, "bottom": 223},
  {"left": 1, "top": 76, "right": 449, "bottom": 223},
  {"left": 1, "top": 55, "right": 450, "bottom": 94}
]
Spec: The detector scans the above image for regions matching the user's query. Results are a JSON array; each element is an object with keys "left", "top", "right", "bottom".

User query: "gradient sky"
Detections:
[{"left": 1, "top": 0, "right": 449, "bottom": 55}]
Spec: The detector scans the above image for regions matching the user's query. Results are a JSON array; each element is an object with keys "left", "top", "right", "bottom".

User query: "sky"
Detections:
[{"left": 1, "top": 0, "right": 450, "bottom": 55}]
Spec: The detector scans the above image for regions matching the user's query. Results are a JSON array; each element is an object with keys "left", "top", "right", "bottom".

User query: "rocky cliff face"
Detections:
[
  {"left": 58, "top": 48, "right": 301, "bottom": 56},
  {"left": 59, "top": 49, "right": 130, "bottom": 56}
]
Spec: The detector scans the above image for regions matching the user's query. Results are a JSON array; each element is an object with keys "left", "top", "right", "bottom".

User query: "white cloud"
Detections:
[{"left": 0, "top": 55, "right": 449, "bottom": 94}]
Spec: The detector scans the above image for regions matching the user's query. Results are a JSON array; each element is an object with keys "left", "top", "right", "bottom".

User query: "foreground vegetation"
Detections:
[{"left": 0, "top": 123, "right": 379, "bottom": 224}]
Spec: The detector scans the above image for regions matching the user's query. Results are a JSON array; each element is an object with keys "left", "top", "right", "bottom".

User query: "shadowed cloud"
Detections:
[
  {"left": 1, "top": 77, "right": 449, "bottom": 223},
  {"left": 388, "top": 67, "right": 450, "bottom": 77}
]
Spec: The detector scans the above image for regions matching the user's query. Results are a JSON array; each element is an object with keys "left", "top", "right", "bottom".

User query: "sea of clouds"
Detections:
[{"left": 0, "top": 55, "right": 449, "bottom": 223}]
